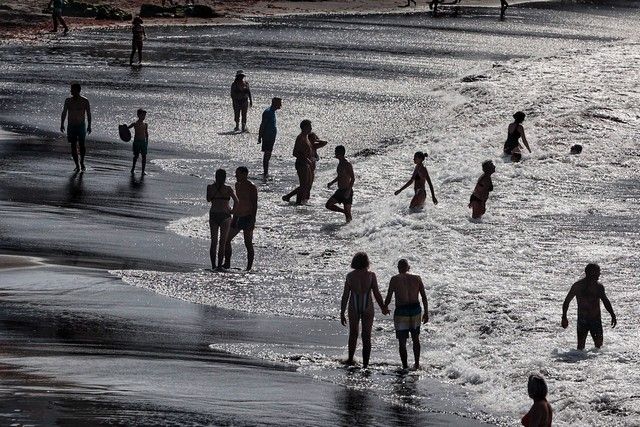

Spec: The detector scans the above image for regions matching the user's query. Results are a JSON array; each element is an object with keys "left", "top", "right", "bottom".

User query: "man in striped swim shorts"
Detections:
[{"left": 384, "top": 259, "right": 429, "bottom": 370}]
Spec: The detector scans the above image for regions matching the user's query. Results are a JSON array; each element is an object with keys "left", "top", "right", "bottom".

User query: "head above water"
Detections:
[
  {"left": 513, "top": 111, "right": 526, "bottom": 124},
  {"left": 335, "top": 145, "right": 346, "bottom": 158},
  {"left": 70, "top": 83, "right": 81, "bottom": 96},
  {"left": 413, "top": 151, "right": 427, "bottom": 163},
  {"left": 398, "top": 259, "right": 410, "bottom": 273},
  {"left": 271, "top": 97, "right": 282, "bottom": 110},
  {"left": 482, "top": 160, "right": 495, "bottom": 174},
  {"left": 215, "top": 169, "right": 226, "bottom": 186},
  {"left": 300, "top": 119, "right": 312, "bottom": 133},
  {"left": 351, "top": 252, "right": 370, "bottom": 270},
  {"left": 235, "top": 70, "right": 246, "bottom": 80},
  {"left": 527, "top": 374, "right": 548, "bottom": 401},
  {"left": 235, "top": 166, "right": 248, "bottom": 179},
  {"left": 137, "top": 108, "right": 146, "bottom": 119},
  {"left": 585, "top": 263, "right": 601, "bottom": 279}
]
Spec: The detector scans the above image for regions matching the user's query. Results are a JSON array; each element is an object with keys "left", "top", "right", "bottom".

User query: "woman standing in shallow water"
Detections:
[
  {"left": 207, "top": 169, "right": 238, "bottom": 270},
  {"left": 504, "top": 111, "right": 532, "bottom": 162},
  {"left": 340, "top": 252, "right": 388, "bottom": 369},
  {"left": 395, "top": 151, "right": 438, "bottom": 210},
  {"left": 521, "top": 374, "right": 553, "bottom": 427}
]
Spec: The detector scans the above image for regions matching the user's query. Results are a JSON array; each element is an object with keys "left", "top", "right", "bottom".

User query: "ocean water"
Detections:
[{"left": 2, "top": 3, "right": 640, "bottom": 426}]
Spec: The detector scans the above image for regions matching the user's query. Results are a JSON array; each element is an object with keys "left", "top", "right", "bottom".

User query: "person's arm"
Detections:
[
  {"left": 250, "top": 185, "right": 258, "bottom": 219},
  {"left": 383, "top": 279, "right": 394, "bottom": 308},
  {"left": 395, "top": 177, "right": 414, "bottom": 195},
  {"left": 327, "top": 177, "right": 338, "bottom": 188},
  {"left": 258, "top": 110, "right": 266, "bottom": 143},
  {"left": 347, "top": 163, "right": 355, "bottom": 189},
  {"left": 247, "top": 86, "right": 252, "bottom": 107},
  {"left": 425, "top": 169, "right": 438, "bottom": 205},
  {"left": 313, "top": 140, "right": 328, "bottom": 150},
  {"left": 418, "top": 277, "right": 429, "bottom": 323},
  {"left": 86, "top": 99, "right": 92, "bottom": 134},
  {"left": 60, "top": 99, "right": 68, "bottom": 132},
  {"left": 371, "top": 274, "right": 389, "bottom": 315},
  {"left": 229, "top": 188, "right": 240, "bottom": 214},
  {"left": 127, "top": 122, "right": 136, "bottom": 129},
  {"left": 292, "top": 138, "right": 302, "bottom": 159},
  {"left": 206, "top": 185, "right": 213, "bottom": 203},
  {"left": 142, "top": 26, "right": 147, "bottom": 40},
  {"left": 520, "top": 125, "right": 531, "bottom": 153},
  {"left": 340, "top": 279, "right": 350, "bottom": 326},
  {"left": 145, "top": 123, "right": 149, "bottom": 143},
  {"left": 600, "top": 286, "right": 617, "bottom": 328},
  {"left": 561, "top": 285, "right": 576, "bottom": 328}
]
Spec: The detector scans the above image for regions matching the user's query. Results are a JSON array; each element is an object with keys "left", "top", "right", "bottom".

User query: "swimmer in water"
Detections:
[
  {"left": 469, "top": 160, "right": 495, "bottom": 220},
  {"left": 562, "top": 263, "right": 617, "bottom": 350},
  {"left": 326, "top": 145, "right": 355, "bottom": 223},
  {"left": 340, "top": 252, "right": 389, "bottom": 368},
  {"left": 394, "top": 151, "right": 438, "bottom": 210},
  {"left": 503, "top": 111, "right": 532, "bottom": 162}
]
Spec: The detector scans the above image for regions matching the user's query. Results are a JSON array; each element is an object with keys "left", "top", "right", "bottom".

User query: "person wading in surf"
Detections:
[
  {"left": 384, "top": 259, "right": 429, "bottom": 370},
  {"left": 394, "top": 151, "right": 438, "bottom": 210},
  {"left": 326, "top": 145, "right": 354, "bottom": 223},
  {"left": 340, "top": 252, "right": 388, "bottom": 369},
  {"left": 504, "top": 111, "right": 531, "bottom": 162},
  {"left": 561, "top": 263, "right": 617, "bottom": 350}
]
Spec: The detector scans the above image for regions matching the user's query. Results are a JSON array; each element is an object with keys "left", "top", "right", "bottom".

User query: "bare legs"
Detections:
[
  {"left": 262, "top": 151, "right": 271, "bottom": 177},
  {"left": 326, "top": 198, "right": 352, "bottom": 223},
  {"left": 130, "top": 40, "right": 143, "bottom": 65},
  {"left": 131, "top": 154, "right": 146, "bottom": 175},
  {"left": 70, "top": 138, "right": 86, "bottom": 171},
  {"left": 398, "top": 332, "right": 421, "bottom": 369},
  {"left": 209, "top": 218, "right": 231, "bottom": 270},
  {"left": 347, "top": 309, "right": 374, "bottom": 368},
  {"left": 224, "top": 227, "right": 254, "bottom": 270},
  {"left": 52, "top": 11, "right": 68, "bottom": 33}
]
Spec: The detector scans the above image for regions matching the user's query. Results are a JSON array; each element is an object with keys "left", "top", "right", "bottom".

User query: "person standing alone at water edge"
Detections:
[
  {"left": 504, "top": 111, "right": 531, "bottom": 162},
  {"left": 521, "top": 374, "right": 552, "bottom": 427},
  {"left": 48, "top": 0, "right": 69, "bottom": 34},
  {"left": 326, "top": 145, "right": 354, "bottom": 223},
  {"left": 562, "top": 263, "right": 617, "bottom": 350},
  {"left": 258, "top": 97, "right": 282, "bottom": 178},
  {"left": 395, "top": 151, "right": 437, "bottom": 210},
  {"left": 60, "top": 83, "right": 91, "bottom": 172},
  {"left": 282, "top": 120, "right": 313, "bottom": 205},
  {"left": 130, "top": 16, "right": 146, "bottom": 66},
  {"left": 207, "top": 169, "right": 238, "bottom": 271},
  {"left": 340, "top": 252, "right": 388, "bottom": 369},
  {"left": 230, "top": 70, "right": 252, "bottom": 132},
  {"left": 128, "top": 109, "right": 149, "bottom": 175},
  {"left": 384, "top": 259, "right": 429, "bottom": 370},
  {"left": 224, "top": 167, "right": 258, "bottom": 271},
  {"left": 469, "top": 160, "right": 495, "bottom": 220}
]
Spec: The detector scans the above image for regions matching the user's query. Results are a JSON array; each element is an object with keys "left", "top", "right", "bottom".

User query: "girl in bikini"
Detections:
[
  {"left": 206, "top": 169, "right": 238, "bottom": 270},
  {"left": 339, "top": 252, "right": 388, "bottom": 369},
  {"left": 395, "top": 151, "right": 438, "bottom": 210},
  {"left": 504, "top": 111, "right": 532, "bottom": 162}
]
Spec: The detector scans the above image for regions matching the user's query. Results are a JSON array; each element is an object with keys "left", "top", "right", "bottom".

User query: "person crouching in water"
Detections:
[
  {"left": 469, "top": 160, "right": 495, "bottom": 220},
  {"left": 130, "top": 16, "right": 146, "bottom": 66},
  {"left": 394, "top": 151, "right": 438, "bottom": 210},
  {"left": 384, "top": 259, "right": 429, "bottom": 371},
  {"left": 521, "top": 374, "right": 553, "bottom": 427},
  {"left": 504, "top": 111, "right": 532, "bottom": 162},
  {"left": 339, "top": 252, "right": 388, "bottom": 369},
  {"left": 128, "top": 109, "right": 149, "bottom": 175},
  {"left": 326, "top": 145, "right": 354, "bottom": 223}
]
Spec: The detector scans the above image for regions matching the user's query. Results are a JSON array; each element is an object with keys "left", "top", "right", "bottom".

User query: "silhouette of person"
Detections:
[
  {"left": 130, "top": 16, "right": 146, "bottom": 66},
  {"left": 282, "top": 120, "right": 313, "bottom": 205},
  {"left": 504, "top": 111, "right": 532, "bottom": 162},
  {"left": 394, "top": 151, "right": 438, "bottom": 210},
  {"left": 60, "top": 83, "right": 91, "bottom": 172},
  {"left": 230, "top": 70, "right": 252, "bottom": 132},
  {"left": 127, "top": 109, "right": 149, "bottom": 175},
  {"left": 48, "top": 0, "right": 69, "bottom": 34},
  {"left": 224, "top": 166, "right": 258, "bottom": 271},
  {"left": 521, "top": 374, "right": 553, "bottom": 427},
  {"left": 207, "top": 169, "right": 238, "bottom": 270},
  {"left": 562, "top": 263, "right": 617, "bottom": 350},
  {"left": 326, "top": 145, "right": 354, "bottom": 223},
  {"left": 258, "top": 97, "right": 282, "bottom": 178},
  {"left": 500, "top": 0, "right": 509, "bottom": 20},
  {"left": 469, "top": 160, "right": 495, "bottom": 220}
]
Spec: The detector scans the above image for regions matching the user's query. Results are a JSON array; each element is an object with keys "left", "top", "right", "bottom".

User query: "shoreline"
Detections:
[{"left": 0, "top": 0, "right": 556, "bottom": 43}]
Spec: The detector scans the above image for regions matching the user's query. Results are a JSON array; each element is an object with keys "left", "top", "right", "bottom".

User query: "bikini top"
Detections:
[{"left": 210, "top": 185, "right": 230, "bottom": 201}]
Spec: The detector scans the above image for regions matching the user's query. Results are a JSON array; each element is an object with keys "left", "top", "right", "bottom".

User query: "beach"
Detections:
[{"left": 1, "top": 1, "right": 640, "bottom": 425}]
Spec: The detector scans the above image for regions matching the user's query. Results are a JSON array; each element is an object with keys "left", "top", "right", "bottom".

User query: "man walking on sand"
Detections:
[
  {"left": 224, "top": 166, "right": 258, "bottom": 271},
  {"left": 562, "top": 263, "right": 617, "bottom": 350},
  {"left": 282, "top": 120, "right": 313, "bottom": 205},
  {"left": 48, "top": 0, "right": 69, "bottom": 34},
  {"left": 384, "top": 259, "right": 429, "bottom": 370},
  {"left": 60, "top": 83, "right": 91, "bottom": 172},
  {"left": 258, "top": 97, "right": 282, "bottom": 179}
]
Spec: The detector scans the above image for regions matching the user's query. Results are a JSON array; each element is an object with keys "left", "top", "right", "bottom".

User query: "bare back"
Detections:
[{"left": 389, "top": 273, "right": 423, "bottom": 306}]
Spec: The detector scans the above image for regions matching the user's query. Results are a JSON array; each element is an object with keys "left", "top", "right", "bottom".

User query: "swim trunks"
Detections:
[
  {"left": 231, "top": 215, "right": 255, "bottom": 231},
  {"left": 209, "top": 211, "right": 231, "bottom": 227},
  {"left": 261, "top": 136, "right": 276, "bottom": 153},
  {"left": 67, "top": 123, "right": 86, "bottom": 144},
  {"left": 132, "top": 138, "right": 148, "bottom": 156},
  {"left": 394, "top": 303, "right": 422, "bottom": 339},
  {"left": 331, "top": 188, "right": 353, "bottom": 205},
  {"left": 577, "top": 317, "right": 603, "bottom": 340}
]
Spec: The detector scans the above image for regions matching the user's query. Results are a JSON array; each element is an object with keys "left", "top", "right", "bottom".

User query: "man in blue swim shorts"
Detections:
[{"left": 258, "top": 97, "right": 282, "bottom": 179}]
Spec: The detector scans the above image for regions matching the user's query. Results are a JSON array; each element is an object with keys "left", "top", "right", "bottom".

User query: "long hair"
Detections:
[
  {"left": 215, "top": 169, "right": 226, "bottom": 189},
  {"left": 351, "top": 252, "right": 370, "bottom": 270},
  {"left": 527, "top": 374, "right": 548, "bottom": 401}
]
